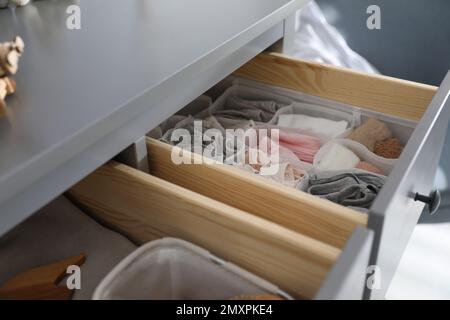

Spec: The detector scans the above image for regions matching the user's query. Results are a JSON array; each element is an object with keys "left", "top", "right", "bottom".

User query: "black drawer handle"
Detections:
[{"left": 414, "top": 190, "right": 441, "bottom": 215}]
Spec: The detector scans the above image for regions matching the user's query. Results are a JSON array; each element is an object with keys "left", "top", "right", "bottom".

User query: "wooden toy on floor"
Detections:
[{"left": 0, "top": 254, "right": 86, "bottom": 300}]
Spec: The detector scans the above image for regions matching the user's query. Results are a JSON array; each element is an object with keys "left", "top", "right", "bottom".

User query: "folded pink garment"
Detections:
[
  {"left": 258, "top": 136, "right": 312, "bottom": 172},
  {"left": 240, "top": 150, "right": 307, "bottom": 188},
  {"left": 278, "top": 131, "right": 322, "bottom": 163}
]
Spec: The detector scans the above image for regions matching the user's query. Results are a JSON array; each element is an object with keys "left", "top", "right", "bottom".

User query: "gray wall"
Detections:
[{"left": 316, "top": 0, "right": 450, "bottom": 86}]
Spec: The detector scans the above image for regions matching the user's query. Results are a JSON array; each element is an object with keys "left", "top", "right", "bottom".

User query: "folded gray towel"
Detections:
[
  {"left": 307, "top": 172, "right": 386, "bottom": 209},
  {"left": 162, "top": 117, "right": 224, "bottom": 155},
  {"left": 213, "top": 109, "right": 272, "bottom": 122},
  {"left": 214, "top": 96, "right": 286, "bottom": 123},
  {"left": 225, "top": 96, "right": 285, "bottom": 114}
]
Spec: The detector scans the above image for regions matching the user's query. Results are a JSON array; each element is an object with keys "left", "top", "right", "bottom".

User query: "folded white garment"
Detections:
[
  {"left": 277, "top": 114, "right": 348, "bottom": 138},
  {"left": 93, "top": 238, "right": 290, "bottom": 300},
  {"left": 314, "top": 142, "right": 360, "bottom": 171}
]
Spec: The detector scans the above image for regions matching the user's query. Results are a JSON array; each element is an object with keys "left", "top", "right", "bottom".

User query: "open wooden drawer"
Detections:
[{"left": 69, "top": 52, "right": 450, "bottom": 300}]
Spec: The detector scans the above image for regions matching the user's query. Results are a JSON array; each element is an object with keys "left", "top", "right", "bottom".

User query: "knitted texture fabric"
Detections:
[
  {"left": 308, "top": 172, "right": 386, "bottom": 208},
  {"left": 347, "top": 118, "right": 392, "bottom": 151},
  {"left": 374, "top": 138, "right": 404, "bottom": 159}
]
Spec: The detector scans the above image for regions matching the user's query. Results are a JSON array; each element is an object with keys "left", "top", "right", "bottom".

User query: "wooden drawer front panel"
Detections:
[{"left": 147, "top": 138, "right": 367, "bottom": 249}]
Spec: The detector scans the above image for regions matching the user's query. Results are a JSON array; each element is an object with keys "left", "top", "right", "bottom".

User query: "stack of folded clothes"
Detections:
[{"left": 152, "top": 92, "right": 405, "bottom": 210}]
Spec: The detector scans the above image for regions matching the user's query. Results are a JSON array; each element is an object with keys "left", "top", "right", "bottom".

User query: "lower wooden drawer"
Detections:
[{"left": 68, "top": 159, "right": 372, "bottom": 300}]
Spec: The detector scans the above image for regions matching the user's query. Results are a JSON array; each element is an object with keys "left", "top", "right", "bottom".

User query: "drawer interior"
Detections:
[
  {"left": 145, "top": 51, "right": 437, "bottom": 233},
  {"left": 68, "top": 161, "right": 342, "bottom": 299},
  {"left": 150, "top": 51, "right": 442, "bottom": 212}
]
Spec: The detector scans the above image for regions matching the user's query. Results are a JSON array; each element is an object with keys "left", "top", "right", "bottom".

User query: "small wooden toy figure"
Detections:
[
  {"left": 0, "top": 77, "right": 16, "bottom": 110},
  {"left": 0, "top": 36, "right": 24, "bottom": 110},
  {"left": 0, "top": 0, "right": 30, "bottom": 9}
]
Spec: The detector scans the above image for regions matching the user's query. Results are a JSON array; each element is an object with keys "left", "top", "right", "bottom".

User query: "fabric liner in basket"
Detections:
[{"left": 93, "top": 238, "right": 292, "bottom": 300}]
